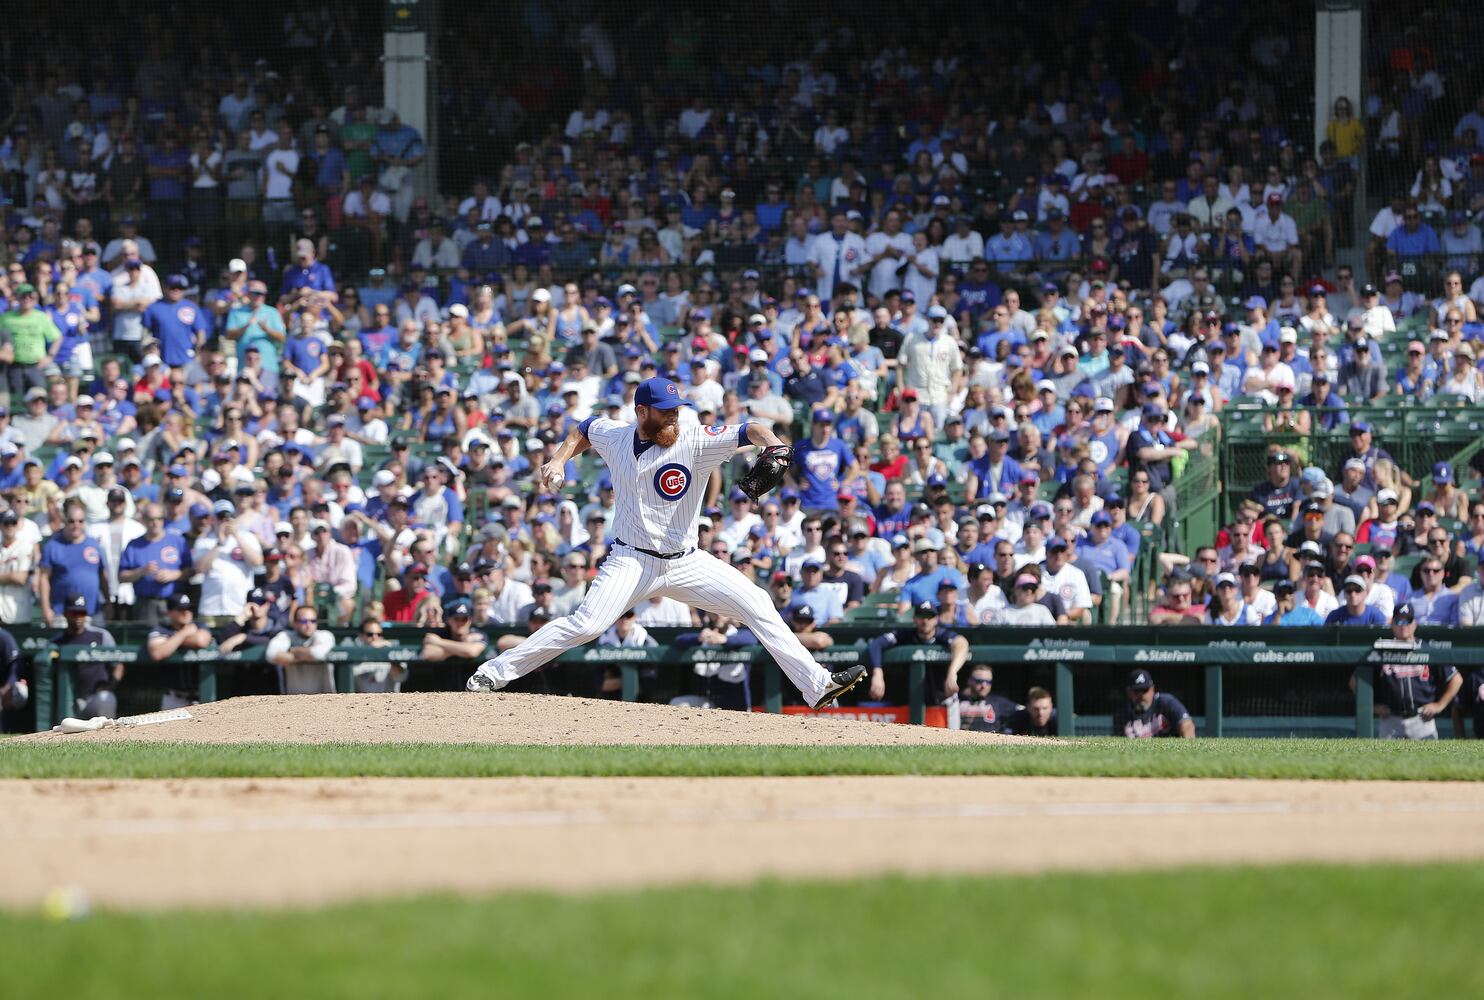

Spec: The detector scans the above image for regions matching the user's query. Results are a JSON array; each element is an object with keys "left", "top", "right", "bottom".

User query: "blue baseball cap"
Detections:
[
  {"left": 634, "top": 376, "right": 694, "bottom": 410},
  {"left": 189, "top": 503, "right": 209, "bottom": 518},
  {"left": 811, "top": 409, "right": 834, "bottom": 423},
  {"left": 1434, "top": 461, "right": 1453, "bottom": 483},
  {"left": 1244, "top": 295, "right": 1267, "bottom": 311},
  {"left": 1350, "top": 419, "right": 1371, "bottom": 434}
]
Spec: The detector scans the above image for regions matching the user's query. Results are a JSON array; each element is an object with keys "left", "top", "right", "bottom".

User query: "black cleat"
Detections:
[{"left": 812, "top": 665, "right": 867, "bottom": 710}]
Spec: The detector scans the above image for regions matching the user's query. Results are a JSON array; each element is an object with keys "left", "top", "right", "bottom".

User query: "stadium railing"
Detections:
[
  {"left": 26, "top": 624, "right": 1479, "bottom": 739},
  {"left": 1220, "top": 401, "right": 1484, "bottom": 523}
]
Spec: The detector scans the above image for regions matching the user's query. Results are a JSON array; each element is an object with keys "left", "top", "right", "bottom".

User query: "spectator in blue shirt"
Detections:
[
  {"left": 956, "top": 259, "right": 1003, "bottom": 323},
  {"left": 309, "top": 126, "right": 347, "bottom": 197},
  {"left": 792, "top": 411, "right": 853, "bottom": 512},
  {"left": 512, "top": 219, "right": 552, "bottom": 268},
  {"left": 118, "top": 501, "right": 192, "bottom": 619},
  {"left": 795, "top": 560, "right": 846, "bottom": 624},
  {"left": 38, "top": 499, "right": 105, "bottom": 625},
  {"left": 1079, "top": 511, "right": 1132, "bottom": 583},
  {"left": 142, "top": 275, "right": 209, "bottom": 369},
  {"left": 966, "top": 430, "right": 1025, "bottom": 500},
  {"left": 1385, "top": 208, "right": 1441, "bottom": 259},
  {"left": 1266, "top": 580, "right": 1325, "bottom": 625},
  {"left": 1034, "top": 211, "right": 1081, "bottom": 264},
  {"left": 985, "top": 214, "right": 1034, "bottom": 277},
  {"left": 280, "top": 238, "right": 338, "bottom": 308},
  {"left": 896, "top": 538, "right": 967, "bottom": 613},
  {"left": 146, "top": 133, "right": 189, "bottom": 204},
  {"left": 1325, "top": 575, "right": 1390, "bottom": 626},
  {"left": 461, "top": 221, "right": 507, "bottom": 277}
]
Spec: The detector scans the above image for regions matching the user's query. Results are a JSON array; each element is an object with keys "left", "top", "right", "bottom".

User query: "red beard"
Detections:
[{"left": 641, "top": 411, "right": 680, "bottom": 448}]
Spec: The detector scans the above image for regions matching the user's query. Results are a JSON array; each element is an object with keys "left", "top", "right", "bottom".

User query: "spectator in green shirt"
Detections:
[
  {"left": 0, "top": 283, "right": 61, "bottom": 399},
  {"left": 341, "top": 107, "right": 378, "bottom": 186}
]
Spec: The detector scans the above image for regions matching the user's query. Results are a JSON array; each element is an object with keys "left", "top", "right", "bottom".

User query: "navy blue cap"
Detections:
[
  {"left": 1127, "top": 669, "right": 1154, "bottom": 689},
  {"left": 634, "top": 377, "right": 694, "bottom": 410},
  {"left": 1046, "top": 537, "right": 1069, "bottom": 552},
  {"left": 1350, "top": 419, "right": 1371, "bottom": 434},
  {"left": 446, "top": 597, "right": 472, "bottom": 618}
]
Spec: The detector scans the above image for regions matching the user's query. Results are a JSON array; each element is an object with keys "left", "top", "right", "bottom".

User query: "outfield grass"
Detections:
[
  {"left": 3, "top": 737, "right": 1483, "bottom": 780},
  {"left": 3, "top": 863, "right": 1479, "bottom": 998}
]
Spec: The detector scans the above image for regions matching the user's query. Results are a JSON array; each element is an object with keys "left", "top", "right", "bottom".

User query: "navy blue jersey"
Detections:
[
  {"left": 1113, "top": 691, "right": 1192, "bottom": 738},
  {"left": 958, "top": 693, "right": 1020, "bottom": 733},
  {"left": 1008, "top": 705, "right": 1058, "bottom": 737},
  {"left": 1250, "top": 479, "right": 1301, "bottom": 520},
  {"left": 867, "top": 626, "right": 962, "bottom": 668},
  {"left": 1468, "top": 669, "right": 1484, "bottom": 735},
  {"left": 1374, "top": 660, "right": 1458, "bottom": 718}
]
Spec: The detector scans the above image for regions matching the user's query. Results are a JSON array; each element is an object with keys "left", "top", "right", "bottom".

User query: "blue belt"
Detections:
[{"left": 616, "top": 539, "right": 693, "bottom": 560}]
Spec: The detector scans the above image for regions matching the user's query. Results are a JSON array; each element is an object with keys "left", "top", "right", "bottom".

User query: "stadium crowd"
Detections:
[{"left": 0, "top": 2, "right": 1481, "bottom": 738}]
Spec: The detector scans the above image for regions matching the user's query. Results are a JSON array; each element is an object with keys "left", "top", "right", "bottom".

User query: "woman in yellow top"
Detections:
[{"left": 1326, "top": 97, "right": 1365, "bottom": 162}]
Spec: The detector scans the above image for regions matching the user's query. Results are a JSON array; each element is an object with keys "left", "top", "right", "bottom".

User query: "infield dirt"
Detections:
[
  {"left": 9, "top": 694, "right": 1482, "bottom": 912},
  {"left": 4, "top": 775, "right": 1484, "bottom": 910}
]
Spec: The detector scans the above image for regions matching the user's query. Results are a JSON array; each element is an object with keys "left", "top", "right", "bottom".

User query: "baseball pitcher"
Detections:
[{"left": 468, "top": 377, "right": 865, "bottom": 709}]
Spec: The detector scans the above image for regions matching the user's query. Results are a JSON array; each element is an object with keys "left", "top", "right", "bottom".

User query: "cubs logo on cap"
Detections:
[
  {"left": 653, "top": 463, "right": 691, "bottom": 500},
  {"left": 634, "top": 377, "right": 695, "bottom": 410}
]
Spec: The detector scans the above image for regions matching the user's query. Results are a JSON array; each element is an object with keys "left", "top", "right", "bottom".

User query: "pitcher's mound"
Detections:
[{"left": 18, "top": 692, "right": 1036, "bottom": 746}]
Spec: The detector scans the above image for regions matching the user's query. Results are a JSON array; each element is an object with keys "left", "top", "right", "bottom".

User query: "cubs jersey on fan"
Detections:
[{"left": 579, "top": 416, "right": 750, "bottom": 552}]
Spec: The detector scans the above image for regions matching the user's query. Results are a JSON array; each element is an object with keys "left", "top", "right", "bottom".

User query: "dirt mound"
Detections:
[{"left": 14, "top": 692, "right": 1034, "bottom": 745}]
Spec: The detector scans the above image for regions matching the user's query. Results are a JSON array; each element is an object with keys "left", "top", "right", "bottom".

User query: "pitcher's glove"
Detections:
[{"left": 737, "top": 445, "right": 794, "bottom": 501}]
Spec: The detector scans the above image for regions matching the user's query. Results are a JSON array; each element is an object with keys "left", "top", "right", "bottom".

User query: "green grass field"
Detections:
[
  {"left": 4, "top": 737, "right": 1484, "bottom": 780},
  {"left": 3, "top": 863, "right": 1479, "bottom": 999}
]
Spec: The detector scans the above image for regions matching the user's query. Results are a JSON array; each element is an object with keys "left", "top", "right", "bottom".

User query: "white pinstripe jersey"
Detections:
[{"left": 581, "top": 416, "right": 750, "bottom": 552}]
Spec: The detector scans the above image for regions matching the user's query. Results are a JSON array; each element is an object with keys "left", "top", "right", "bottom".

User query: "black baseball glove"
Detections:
[{"left": 737, "top": 445, "right": 794, "bottom": 500}]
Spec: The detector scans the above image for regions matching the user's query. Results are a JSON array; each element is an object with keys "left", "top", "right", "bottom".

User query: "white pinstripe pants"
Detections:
[{"left": 472, "top": 549, "right": 833, "bottom": 705}]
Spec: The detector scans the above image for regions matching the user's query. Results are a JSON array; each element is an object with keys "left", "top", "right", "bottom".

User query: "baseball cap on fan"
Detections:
[{"left": 633, "top": 377, "right": 695, "bottom": 410}]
